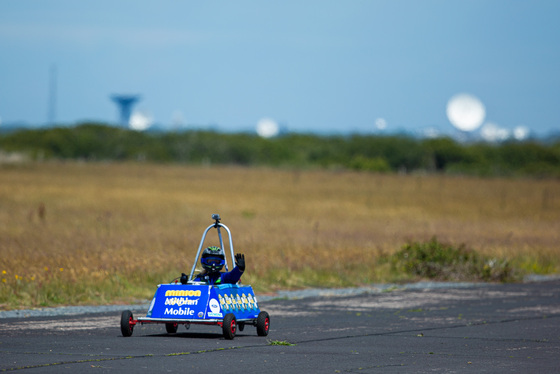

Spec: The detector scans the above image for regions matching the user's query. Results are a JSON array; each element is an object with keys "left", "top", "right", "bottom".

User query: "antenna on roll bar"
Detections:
[{"left": 212, "top": 214, "right": 221, "bottom": 227}]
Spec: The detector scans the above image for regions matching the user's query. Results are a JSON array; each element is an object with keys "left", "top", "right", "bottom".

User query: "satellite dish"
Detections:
[
  {"left": 446, "top": 93, "right": 486, "bottom": 132},
  {"left": 480, "top": 122, "right": 510, "bottom": 142},
  {"left": 513, "top": 126, "right": 530, "bottom": 140},
  {"left": 256, "top": 118, "right": 279, "bottom": 138},
  {"left": 375, "top": 118, "right": 387, "bottom": 131},
  {"left": 129, "top": 111, "right": 153, "bottom": 131},
  {"left": 171, "top": 110, "right": 185, "bottom": 129}
]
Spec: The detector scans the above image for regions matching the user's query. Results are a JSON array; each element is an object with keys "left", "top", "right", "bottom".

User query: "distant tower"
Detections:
[
  {"left": 111, "top": 95, "right": 141, "bottom": 127},
  {"left": 48, "top": 65, "right": 57, "bottom": 125}
]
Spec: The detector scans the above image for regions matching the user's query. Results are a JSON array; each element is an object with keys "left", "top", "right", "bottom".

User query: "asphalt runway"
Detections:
[{"left": 1, "top": 280, "right": 559, "bottom": 373}]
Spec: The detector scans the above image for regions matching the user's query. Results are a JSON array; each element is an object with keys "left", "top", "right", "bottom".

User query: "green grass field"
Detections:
[{"left": 1, "top": 162, "right": 559, "bottom": 310}]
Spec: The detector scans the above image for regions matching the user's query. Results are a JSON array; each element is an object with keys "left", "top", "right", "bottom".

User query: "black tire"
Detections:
[
  {"left": 121, "top": 310, "right": 134, "bottom": 337},
  {"left": 222, "top": 313, "right": 236, "bottom": 340},
  {"left": 238, "top": 322, "right": 245, "bottom": 331},
  {"left": 165, "top": 322, "right": 178, "bottom": 334},
  {"left": 256, "top": 311, "right": 270, "bottom": 336}
]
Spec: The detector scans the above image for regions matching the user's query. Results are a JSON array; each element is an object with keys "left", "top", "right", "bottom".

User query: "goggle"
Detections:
[{"left": 203, "top": 257, "right": 223, "bottom": 266}]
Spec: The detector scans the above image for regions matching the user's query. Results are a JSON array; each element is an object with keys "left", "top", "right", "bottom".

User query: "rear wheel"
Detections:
[
  {"left": 222, "top": 313, "right": 236, "bottom": 340},
  {"left": 120, "top": 310, "right": 134, "bottom": 337},
  {"left": 256, "top": 311, "right": 270, "bottom": 336},
  {"left": 165, "top": 322, "right": 178, "bottom": 334}
]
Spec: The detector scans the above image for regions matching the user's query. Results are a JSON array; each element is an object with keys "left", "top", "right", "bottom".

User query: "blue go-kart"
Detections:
[{"left": 120, "top": 214, "right": 270, "bottom": 340}]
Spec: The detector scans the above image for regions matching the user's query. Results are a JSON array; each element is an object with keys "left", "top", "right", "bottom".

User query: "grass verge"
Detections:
[{"left": 1, "top": 162, "right": 559, "bottom": 310}]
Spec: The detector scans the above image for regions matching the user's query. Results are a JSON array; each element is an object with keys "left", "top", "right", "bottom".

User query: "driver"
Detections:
[{"left": 191, "top": 246, "right": 245, "bottom": 285}]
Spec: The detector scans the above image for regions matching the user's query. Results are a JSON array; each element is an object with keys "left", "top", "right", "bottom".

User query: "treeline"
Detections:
[{"left": 1, "top": 123, "right": 559, "bottom": 178}]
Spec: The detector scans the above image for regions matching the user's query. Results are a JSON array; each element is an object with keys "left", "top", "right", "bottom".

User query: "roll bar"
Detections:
[{"left": 187, "top": 214, "right": 236, "bottom": 282}]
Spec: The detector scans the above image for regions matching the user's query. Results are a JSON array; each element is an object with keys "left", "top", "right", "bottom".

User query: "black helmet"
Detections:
[{"left": 201, "top": 246, "right": 225, "bottom": 272}]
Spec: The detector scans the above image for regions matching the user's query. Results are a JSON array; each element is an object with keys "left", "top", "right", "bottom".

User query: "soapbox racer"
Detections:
[{"left": 120, "top": 214, "right": 270, "bottom": 340}]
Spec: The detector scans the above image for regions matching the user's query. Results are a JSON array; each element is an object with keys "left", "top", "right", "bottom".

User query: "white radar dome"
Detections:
[
  {"left": 256, "top": 118, "right": 279, "bottom": 138},
  {"left": 446, "top": 93, "right": 486, "bottom": 132},
  {"left": 129, "top": 111, "right": 153, "bottom": 131}
]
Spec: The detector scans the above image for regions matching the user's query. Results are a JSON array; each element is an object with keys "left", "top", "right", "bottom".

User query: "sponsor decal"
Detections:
[
  {"left": 149, "top": 285, "right": 210, "bottom": 319},
  {"left": 216, "top": 291, "right": 258, "bottom": 311},
  {"left": 209, "top": 298, "right": 220, "bottom": 313},
  {"left": 165, "top": 290, "right": 202, "bottom": 297},
  {"left": 164, "top": 297, "right": 199, "bottom": 306},
  {"left": 164, "top": 307, "right": 195, "bottom": 316},
  {"left": 207, "top": 298, "right": 223, "bottom": 318}
]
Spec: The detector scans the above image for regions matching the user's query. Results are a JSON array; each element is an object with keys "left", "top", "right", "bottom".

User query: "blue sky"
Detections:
[{"left": 0, "top": 1, "right": 559, "bottom": 137}]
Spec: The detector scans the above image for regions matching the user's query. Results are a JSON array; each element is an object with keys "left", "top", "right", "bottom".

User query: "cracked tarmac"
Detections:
[{"left": 1, "top": 280, "right": 559, "bottom": 373}]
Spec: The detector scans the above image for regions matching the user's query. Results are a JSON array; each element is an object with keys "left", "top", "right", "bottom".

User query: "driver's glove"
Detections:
[{"left": 235, "top": 253, "right": 245, "bottom": 272}]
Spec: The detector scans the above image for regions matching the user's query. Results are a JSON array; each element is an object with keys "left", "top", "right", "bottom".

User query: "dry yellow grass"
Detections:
[{"left": 1, "top": 161, "right": 559, "bottom": 309}]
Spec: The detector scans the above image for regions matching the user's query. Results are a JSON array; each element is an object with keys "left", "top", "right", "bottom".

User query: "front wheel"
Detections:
[
  {"left": 222, "top": 313, "right": 237, "bottom": 340},
  {"left": 120, "top": 310, "right": 134, "bottom": 337},
  {"left": 165, "top": 322, "right": 178, "bottom": 334},
  {"left": 256, "top": 311, "right": 270, "bottom": 336}
]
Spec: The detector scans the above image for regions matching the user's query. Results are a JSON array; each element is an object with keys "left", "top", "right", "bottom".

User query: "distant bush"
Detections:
[
  {"left": 390, "top": 237, "right": 520, "bottom": 282},
  {"left": 1, "top": 123, "right": 559, "bottom": 178},
  {"left": 348, "top": 155, "right": 391, "bottom": 172}
]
